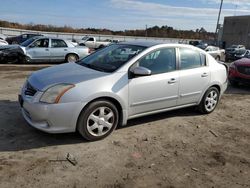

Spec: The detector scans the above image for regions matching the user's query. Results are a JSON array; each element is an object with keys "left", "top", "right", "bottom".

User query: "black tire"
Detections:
[
  {"left": 77, "top": 100, "right": 119, "bottom": 141},
  {"left": 18, "top": 54, "right": 27, "bottom": 64},
  {"left": 198, "top": 87, "right": 220, "bottom": 114},
  {"left": 98, "top": 45, "right": 104, "bottom": 49},
  {"left": 229, "top": 79, "right": 239, "bottom": 87},
  {"left": 66, "top": 54, "right": 79, "bottom": 63},
  {"left": 215, "top": 56, "right": 220, "bottom": 61}
]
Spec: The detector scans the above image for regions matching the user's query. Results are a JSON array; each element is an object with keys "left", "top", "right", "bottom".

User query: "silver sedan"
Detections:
[
  {"left": 20, "top": 36, "right": 90, "bottom": 63},
  {"left": 19, "top": 42, "right": 228, "bottom": 141}
]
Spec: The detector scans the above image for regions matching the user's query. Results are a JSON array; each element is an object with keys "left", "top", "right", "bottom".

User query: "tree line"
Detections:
[{"left": 0, "top": 20, "right": 214, "bottom": 40}]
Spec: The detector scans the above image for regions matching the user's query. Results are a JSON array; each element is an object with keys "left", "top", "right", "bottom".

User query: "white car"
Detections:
[
  {"left": 78, "top": 36, "right": 110, "bottom": 49},
  {"left": 0, "top": 39, "right": 8, "bottom": 46},
  {"left": 205, "top": 46, "right": 225, "bottom": 61},
  {"left": 19, "top": 36, "right": 90, "bottom": 63}
]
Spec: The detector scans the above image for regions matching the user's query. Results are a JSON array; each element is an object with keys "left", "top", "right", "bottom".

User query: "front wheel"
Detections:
[
  {"left": 77, "top": 100, "right": 119, "bottom": 141},
  {"left": 198, "top": 87, "right": 220, "bottom": 114}
]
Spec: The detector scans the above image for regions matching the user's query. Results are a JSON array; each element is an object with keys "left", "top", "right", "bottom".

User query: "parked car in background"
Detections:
[
  {"left": 19, "top": 36, "right": 90, "bottom": 63},
  {"left": 225, "top": 45, "right": 246, "bottom": 61},
  {"left": 234, "top": 49, "right": 250, "bottom": 60},
  {"left": 229, "top": 58, "right": 250, "bottom": 86},
  {"left": 205, "top": 46, "right": 225, "bottom": 61},
  {"left": 189, "top": 40, "right": 201, "bottom": 46},
  {"left": 6, "top": 33, "right": 43, "bottom": 44},
  {"left": 0, "top": 39, "right": 8, "bottom": 46},
  {"left": 19, "top": 42, "right": 227, "bottom": 141},
  {"left": 78, "top": 36, "right": 111, "bottom": 49},
  {"left": 0, "top": 44, "right": 24, "bottom": 63},
  {"left": 0, "top": 37, "right": 90, "bottom": 63},
  {"left": 0, "top": 34, "right": 7, "bottom": 40}
]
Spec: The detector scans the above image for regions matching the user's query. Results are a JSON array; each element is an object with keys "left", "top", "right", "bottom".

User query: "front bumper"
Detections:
[{"left": 19, "top": 93, "right": 86, "bottom": 133}]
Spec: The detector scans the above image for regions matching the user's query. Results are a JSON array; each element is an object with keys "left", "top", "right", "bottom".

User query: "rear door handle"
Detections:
[
  {"left": 168, "top": 78, "right": 177, "bottom": 84},
  {"left": 64, "top": 49, "right": 67, "bottom": 51},
  {"left": 45, "top": 49, "right": 49, "bottom": 51},
  {"left": 201, "top": 73, "right": 208, "bottom": 77}
]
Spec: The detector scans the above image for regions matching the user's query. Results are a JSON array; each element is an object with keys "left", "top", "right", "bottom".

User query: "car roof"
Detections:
[
  {"left": 31, "top": 36, "right": 67, "bottom": 40},
  {"left": 120, "top": 41, "right": 166, "bottom": 47},
  {"left": 119, "top": 41, "right": 204, "bottom": 52}
]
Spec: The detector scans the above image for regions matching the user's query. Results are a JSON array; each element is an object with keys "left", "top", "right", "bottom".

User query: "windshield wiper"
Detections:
[{"left": 81, "top": 63, "right": 106, "bottom": 72}]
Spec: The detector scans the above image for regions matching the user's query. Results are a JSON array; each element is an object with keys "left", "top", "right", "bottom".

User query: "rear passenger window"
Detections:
[
  {"left": 179, "top": 48, "right": 206, "bottom": 70},
  {"left": 51, "top": 39, "right": 67, "bottom": 48}
]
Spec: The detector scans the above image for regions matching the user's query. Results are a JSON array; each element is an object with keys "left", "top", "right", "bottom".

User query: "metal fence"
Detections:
[{"left": 0, "top": 27, "right": 194, "bottom": 44}]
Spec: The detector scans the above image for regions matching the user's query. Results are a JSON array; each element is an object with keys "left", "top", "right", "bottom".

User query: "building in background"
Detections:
[{"left": 222, "top": 15, "right": 250, "bottom": 49}]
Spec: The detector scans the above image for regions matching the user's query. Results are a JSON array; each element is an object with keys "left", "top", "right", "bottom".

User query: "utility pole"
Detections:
[
  {"left": 145, "top": 24, "right": 148, "bottom": 37},
  {"left": 215, "top": 0, "right": 223, "bottom": 45}
]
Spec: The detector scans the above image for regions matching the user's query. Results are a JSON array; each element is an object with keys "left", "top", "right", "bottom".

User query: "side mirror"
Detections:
[
  {"left": 205, "top": 49, "right": 209, "bottom": 52},
  {"left": 131, "top": 66, "right": 151, "bottom": 77}
]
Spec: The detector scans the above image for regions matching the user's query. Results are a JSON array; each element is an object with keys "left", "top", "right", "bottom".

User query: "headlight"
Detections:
[{"left": 40, "top": 84, "right": 75, "bottom": 104}]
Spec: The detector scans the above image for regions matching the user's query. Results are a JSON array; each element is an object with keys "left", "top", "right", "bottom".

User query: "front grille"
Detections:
[
  {"left": 237, "top": 66, "right": 250, "bottom": 75},
  {"left": 24, "top": 82, "right": 37, "bottom": 96}
]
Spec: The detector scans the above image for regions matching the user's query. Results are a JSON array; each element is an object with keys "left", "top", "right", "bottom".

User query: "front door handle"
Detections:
[
  {"left": 45, "top": 49, "right": 49, "bottom": 51},
  {"left": 168, "top": 78, "right": 177, "bottom": 84},
  {"left": 201, "top": 73, "right": 208, "bottom": 77}
]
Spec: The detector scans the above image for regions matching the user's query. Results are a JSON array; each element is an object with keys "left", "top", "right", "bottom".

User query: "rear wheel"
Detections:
[
  {"left": 77, "top": 100, "right": 119, "bottom": 141},
  {"left": 66, "top": 54, "right": 79, "bottom": 63},
  {"left": 198, "top": 87, "right": 219, "bottom": 114}
]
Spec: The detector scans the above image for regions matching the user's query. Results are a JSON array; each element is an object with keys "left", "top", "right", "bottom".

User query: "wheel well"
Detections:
[
  {"left": 65, "top": 53, "right": 79, "bottom": 60},
  {"left": 77, "top": 97, "right": 123, "bottom": 128},
  {"left": 210, "top": 85, "right": 221, "bottom": 94}
]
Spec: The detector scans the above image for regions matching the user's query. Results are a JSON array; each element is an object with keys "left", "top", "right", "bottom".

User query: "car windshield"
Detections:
[
  {"left": 20, "top": 37, "right": 37, "bottom": 47},
  {"left": 231, "top": 45, "right": 238, "bottom": 48},
  {"left": 235, "top": 49, "right": 246, "bottom": 55},
  {"left": 82, "top": 36, "right": 89, "bottom": 40},
  {"left": 77, "top": 44, "right": 146, "bottom": 72}
]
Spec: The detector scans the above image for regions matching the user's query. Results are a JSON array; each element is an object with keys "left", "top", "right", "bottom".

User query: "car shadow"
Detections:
[
  {"left": 0, "top": 100, "right": 85, "bottom": 152},
  {"left": 0, "top": 100, "right": 200, "bottom": 152},
  {"left": 225, "top": 84, "right": 250, "bottom": 95},
  {"left": 1, "top": 84, "right": 248, "bottom": 152},
  {"left": 123, "top": 106, "right": 200, "bottom": 129}
]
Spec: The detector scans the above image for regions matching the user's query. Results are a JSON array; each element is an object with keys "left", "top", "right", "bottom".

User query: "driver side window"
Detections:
[
  {"left": 30, "top": 39, "right": 49, "bottom": 48},
  {"left": 87, "top": 38, "right": 94, "bottom": 42},
  {"left": 138, "top": 48, "right": 176, "bottom": 74}
]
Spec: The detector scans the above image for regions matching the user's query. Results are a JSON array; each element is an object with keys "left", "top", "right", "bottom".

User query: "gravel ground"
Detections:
[{"left": 0, "top": 64, "right": 249, "bottom": 188}]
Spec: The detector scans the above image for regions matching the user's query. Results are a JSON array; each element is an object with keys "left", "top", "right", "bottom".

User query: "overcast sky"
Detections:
[{"left": 1, "top": 0, "right": 250, "bottom": 31}]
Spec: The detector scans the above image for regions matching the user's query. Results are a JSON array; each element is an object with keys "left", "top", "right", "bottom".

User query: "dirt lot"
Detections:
[{"left": 0, "top": 64, "right": 249, "bottom": 188}]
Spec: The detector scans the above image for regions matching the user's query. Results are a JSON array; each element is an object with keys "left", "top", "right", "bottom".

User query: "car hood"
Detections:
[
  {"left": 0, "top": 44, "right": 24, "bottom": 54},
  {"left": 28, "top": 63, "right": 108, "bottom": 91},
  {"left": 234, "top": 58, "right": 250, "bottom": 66}
]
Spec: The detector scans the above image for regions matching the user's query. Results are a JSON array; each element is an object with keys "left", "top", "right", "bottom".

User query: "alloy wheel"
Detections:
[
  {"left": 205, "top": 90, "right": 218, "bottom": 112},
  {"left": 87, "top": 107, "right": 115, "bottom": 136}
]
